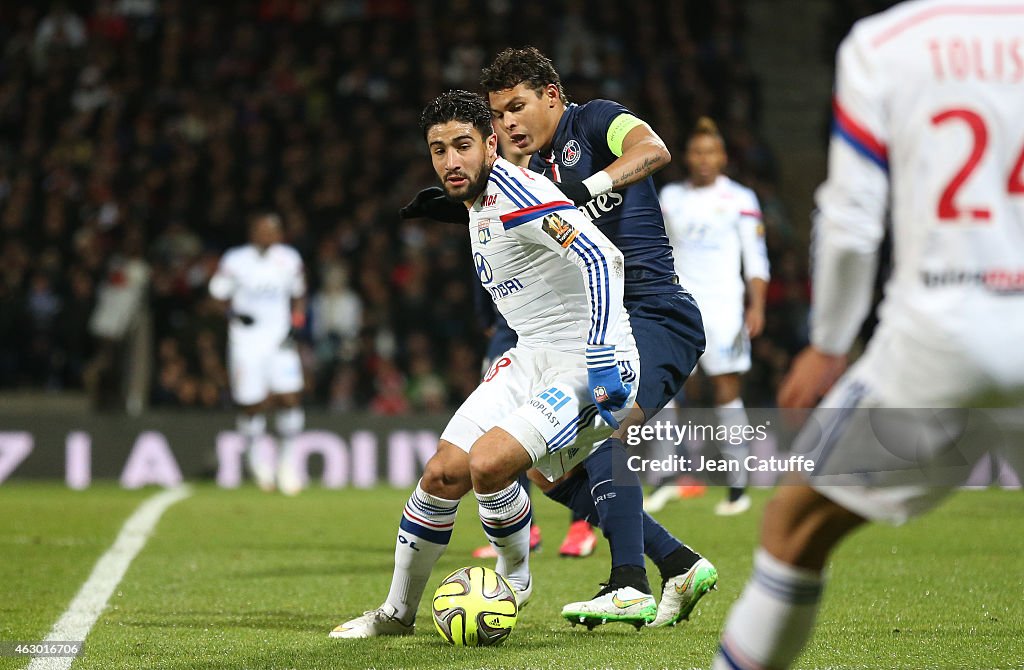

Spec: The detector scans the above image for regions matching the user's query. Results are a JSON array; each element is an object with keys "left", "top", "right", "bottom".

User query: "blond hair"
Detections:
[{"left": 690, "top": 116, "right": 723, "bottom": 141}]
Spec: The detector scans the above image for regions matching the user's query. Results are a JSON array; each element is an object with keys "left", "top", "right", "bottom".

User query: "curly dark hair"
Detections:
[
  {"left": 419, "top": 89, "right": 494, "bottom": 140},
  {"left": 480, "top": 46, "right": 567, "bottom": 102}
]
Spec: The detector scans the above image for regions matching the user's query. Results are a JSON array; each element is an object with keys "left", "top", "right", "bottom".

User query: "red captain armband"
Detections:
[{"left": 291, "top": 311, "right": 307, "bottom": 329}]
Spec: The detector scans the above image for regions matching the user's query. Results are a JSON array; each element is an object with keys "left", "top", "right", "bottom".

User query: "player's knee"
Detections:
[
  {"left": 421, "top": 454, "right": 471, "bottom": 499},
  {"left": 713, "top": 374, "right": 741, "bottom": 405},
  {"left": 761, "top": 486, "right": 865, "bottom": 570},
  {"left": 468, "top": 448, "right": 513, "bottom": 493}
]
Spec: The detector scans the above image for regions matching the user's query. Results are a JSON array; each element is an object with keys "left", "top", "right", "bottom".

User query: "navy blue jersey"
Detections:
[{"left": 528, "top": 100, "right": 678, "bottom": 296}]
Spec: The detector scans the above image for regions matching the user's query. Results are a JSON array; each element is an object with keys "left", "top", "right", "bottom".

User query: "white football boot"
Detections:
[
  {"left": 643, "top": 483, "right": 682, "bottom": 513},
  {"left": 648, "top": 557, "right": 718, "bottom": 627},
  {"left": 276, "top": 461, "right": 304, "bottom": 497},
  {"left": 329, "top": 605, "right": 413, "bottom": 639},
  {"left": 561, "top": 585, "right": 656, "bottom": 630},
  {"left": 513, "top": 576, "right": 533, "bottom": 610},
  {"left": 246, "top": 446, "right": 276, "bottom": 492},
  {"left": 715, "top": 494, "right": 752, "bottom": 516}
]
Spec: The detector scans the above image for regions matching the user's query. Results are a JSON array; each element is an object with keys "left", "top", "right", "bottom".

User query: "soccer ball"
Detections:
[{"left": 431, "top": 566, "right": 518, "bottom": 646}]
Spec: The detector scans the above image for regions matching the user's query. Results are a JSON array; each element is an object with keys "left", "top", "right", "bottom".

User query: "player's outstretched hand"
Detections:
[
  {"left": 399, "top": 187, "right": 468, "bottom": 224},
  {"left": 777, "top": 346, "right": 846, "bottom": 409},
  {"left": 586, "top": 346, "right": 631, "bottom": 429},
  {"left": 554, "top": 180, "right": 593, "bottom": 206}
]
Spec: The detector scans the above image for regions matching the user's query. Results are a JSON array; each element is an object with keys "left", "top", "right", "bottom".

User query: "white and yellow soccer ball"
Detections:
[{"left": 431, "top": 566, "right": 518, "bottom": 646}]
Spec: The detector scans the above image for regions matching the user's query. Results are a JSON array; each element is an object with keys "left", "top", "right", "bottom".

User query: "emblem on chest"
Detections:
[{"left": 561, "top": 139, "right": 582, "bottom": 166}]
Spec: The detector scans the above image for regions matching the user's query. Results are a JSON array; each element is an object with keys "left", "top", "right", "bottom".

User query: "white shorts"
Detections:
[
  {"left": 698, "top": 306, "right": 750, "bottom": 376},
  {"left": 229, "top": 344, "right": 304, "bottom": 406},
  {"left": 440, "top": 346, "right": 640, "bottom": 481},
  {"left": 799, "top": 328, "right": 1024, "bottom": 524}
]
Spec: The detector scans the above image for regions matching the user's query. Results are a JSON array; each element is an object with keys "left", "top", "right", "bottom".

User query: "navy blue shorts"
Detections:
[{"left": 626, "top": 290, "right": 705, "bottom": 417}]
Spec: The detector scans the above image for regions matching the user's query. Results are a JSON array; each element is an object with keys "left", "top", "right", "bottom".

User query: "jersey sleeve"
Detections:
[
  {"left": 658, "top": 183, "right": 682, "bottom": 218},
  {"left": 737, "top": 187, "right": 770, "bottom": 283},
  {"left": 811, "top": 25, "right": 890, "bottom": 355},
  {"left": 580, "top": 100, "right": 648, "bottom": 158},
  {"left": 208, "top": 252, "right": 237, "bottom": 300},
  {"left": 504, "top": 203, "right": 627, "bottom": 350}
]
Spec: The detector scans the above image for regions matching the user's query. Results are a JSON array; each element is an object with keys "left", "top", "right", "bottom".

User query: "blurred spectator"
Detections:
[
  {"left": 370, "top": 358, "right": 409, "bottom": 416},
  {"left": 84, "top": 230, "right": 151, "bottom": 410},
  {"left": 33, "top": 2, "right": 87, "bottom": 72},
  {"left": 311, "top": 263, "right": 362, "bottom": 366}
]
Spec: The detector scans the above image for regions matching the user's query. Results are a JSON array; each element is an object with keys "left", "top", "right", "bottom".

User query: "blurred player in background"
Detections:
[
  {"left": 650, "top": 117, "right": 770, "bottom": 516},
  {"left": 713, "top": 2, "right": 1024, "bottom": 668},
  {"left": 333, "top": 90, "right": 640, "bottom": 638},
  {"left": 209, "top": 213, "right": 308, "bottom": 495}
]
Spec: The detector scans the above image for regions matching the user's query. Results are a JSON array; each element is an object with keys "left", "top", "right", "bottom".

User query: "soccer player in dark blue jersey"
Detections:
[{"left": 482, "top": 46, "right": 716, "bottom": 628}]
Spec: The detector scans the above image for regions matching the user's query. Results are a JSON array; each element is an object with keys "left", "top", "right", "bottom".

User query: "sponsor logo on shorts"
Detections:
[
  {"left": 538, "top": 387, "right": 571, "bottom": 410},
  {"left": 529, "top": 398, "right": 561, "bottom": 428}
]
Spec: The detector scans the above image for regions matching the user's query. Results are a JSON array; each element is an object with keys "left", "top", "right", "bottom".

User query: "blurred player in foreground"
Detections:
[
  {"left": 713, "top": 2, "right": 1024, "bottom": 667},
  {"left": 651, "top": 117, "right": 770, "bottom": 516},
  {"left": 209, "top": 213, "right": 308, "bottom": 495},
  {"left": 332, "top": 90, "right": 639, "bottom": 638}
]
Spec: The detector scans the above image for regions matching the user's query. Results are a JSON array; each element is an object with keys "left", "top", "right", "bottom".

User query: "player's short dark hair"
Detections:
[
  {"left": 419, "top": 90, "right": 494, "bottom": 140},
  {"left": 248, "top": 210, "right": 282, "bottom": 229},
  {"left": 480, "top": 46, "right": 567, "bottom": 102}
]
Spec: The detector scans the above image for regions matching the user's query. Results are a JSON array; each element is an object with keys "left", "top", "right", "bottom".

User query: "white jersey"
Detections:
[
  {"left": 470, "top": 157, "right": 636, "bottom": 359},
  {"left": 813, "top": 0, "right": 1024, "bottom": 385},
  {"left": 659, "top": 175, "right": 770, "bottom": 310},
  {"left": 209, "top": 243, "right": 305, "bottom": 352}
]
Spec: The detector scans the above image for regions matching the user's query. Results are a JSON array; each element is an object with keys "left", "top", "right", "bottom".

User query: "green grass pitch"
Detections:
[{"left": 0, "top": 483, "right": 1021, "bottom": 669}]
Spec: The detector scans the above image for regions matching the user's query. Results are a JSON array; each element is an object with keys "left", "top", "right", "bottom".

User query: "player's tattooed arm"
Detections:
[
  {"left": 603, "top": 121, "right": 671, "bottom": 189},
  {"left": 610, "top": 153, "right": 665, "bottom": 188}
]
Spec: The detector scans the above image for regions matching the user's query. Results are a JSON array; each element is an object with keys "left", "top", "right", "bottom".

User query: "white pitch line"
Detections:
[{"left": 26, "top": 486, "right": 192, "bottom": 670}]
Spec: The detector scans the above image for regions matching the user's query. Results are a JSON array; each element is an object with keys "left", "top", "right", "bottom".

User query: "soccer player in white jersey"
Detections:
[
  {"left": 209, "top": 213, "right": 308, "bottom": 495},
  {"left": 331, "top": 90, "right": 642, "bottom": 638},
  {"left": 653, "top": 117, "right": 770, "bottom": 515},
  {"left": 713, "top": 2, "right": 1024, "bottom": 668}
]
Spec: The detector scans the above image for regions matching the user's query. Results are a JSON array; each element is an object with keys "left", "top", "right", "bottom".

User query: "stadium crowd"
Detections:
[{"left": 0, "top": 0, "right": 809, "bottom": 412}]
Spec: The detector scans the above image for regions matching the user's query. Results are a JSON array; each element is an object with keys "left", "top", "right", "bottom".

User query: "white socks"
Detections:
[
  {"left": 713, "top": 549, "right": 825, "bottom": 669},
  {"left": 237, "top": 413, "right": 268, "bottom": 473},
  {"left": 384, "top": 482, "right": 460, "bottom": 625},
  {"left": 716, "top": 398, "right": 751, "bottom": 489},
  {"left": 237, "top": 413, "right": 266, "bottom": 444},
  {"left": 476, "top": 480, "right": 533, "bottom": 591},
  {"left": 275, "top": 406, "right": 305, "bottom": 466}
]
